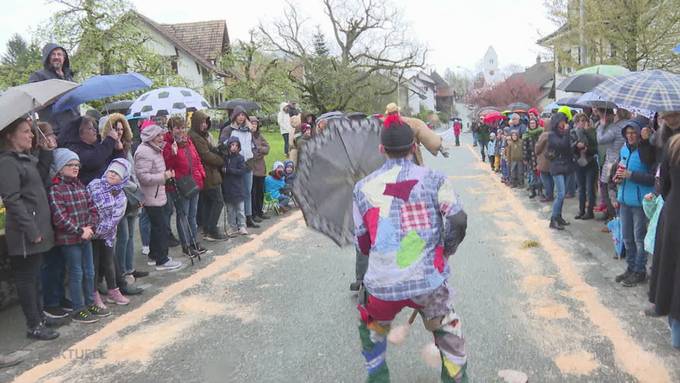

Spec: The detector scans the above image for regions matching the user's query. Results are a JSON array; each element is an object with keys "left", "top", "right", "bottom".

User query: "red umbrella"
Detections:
[{"left": 483, "top": 111, "right": 506, "bottom": 124}]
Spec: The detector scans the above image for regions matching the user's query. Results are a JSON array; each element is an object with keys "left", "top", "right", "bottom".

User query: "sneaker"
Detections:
[
  {"left": 238, "top": 227, "right": 249, "bottom": 236},
  {"left": 93, "top": 291, "right": 108, "bottom": 310},
  {"left": 246, "top": 217, "right": 260, "bottom": 228},
  {"left": 549, "top": 218, "right": 564, "bottom": 230},
  {"left": 124, "top": 274, "right": 136, "bottom": 285},
  {"left": 120, "top": 285, "right": 144, "bottom": 296},
  {"left": 0, "top": 353, "right": 23, "bottom": 369},
  {"left": 615, "top": 269, "right": 633, "bottom": 283},
  {"left": 88, "top": 304, "right": 112, "bottom": 317},
  {"left": 168, "top": 235, "right": 180, "bottom": 248},
  {"left": 141, "top": 246, "right": 150, "bottom": 256},
  {"left": 622, "top": 272, "right": 646, "bottom": 287},
  {"left": 131, "top": 270, "right": 149, "bottom": 278},
  {"left": 72, "top": 308, "right": 99, "bottom": 324},
  {"left": 192, "top": 244, "right": 208, "bottom": 255},
  {"left": 147, "top": 257, "right": 156, "bottom": 266},
  {"left": 60, "top": 299, "right": 74, "bottom": 312},
  {"left": 574, "top": 212, "right": 585, "bottom": 220},
  {"left": 26, "top": 324, "right": 59, "bottom": 341},
  {"left": 204, "top": 232, "right": 227, "bottom": 242},
  {"left": 105, "top": 288, "right": 130, "bottom": 306},
  {"left": 42, "top": 316, "right": 69, "bottom": 328},
  {"left": 156, "top": 259, "right": 182, "bottom": 271},
  {"left": 43, "top": 306, "right": 69, "bottom": 319}
]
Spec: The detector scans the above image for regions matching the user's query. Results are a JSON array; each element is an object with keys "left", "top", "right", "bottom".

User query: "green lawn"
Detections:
[{"left": 209, "top": 128, "right": 287, "bottom": 169}]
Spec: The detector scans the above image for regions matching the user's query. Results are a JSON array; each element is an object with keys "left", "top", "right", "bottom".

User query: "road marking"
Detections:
[
  {"left": 463, "top": 143, "right": 671, "bottom": 383},
  {"left": 12, "top": 212, "right": 304, "bottom": 383}
]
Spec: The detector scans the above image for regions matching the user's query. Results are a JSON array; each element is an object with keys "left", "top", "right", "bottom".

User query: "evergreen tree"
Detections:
[{"left": 312, "top": 28, "right": 329, "bottom": 57}]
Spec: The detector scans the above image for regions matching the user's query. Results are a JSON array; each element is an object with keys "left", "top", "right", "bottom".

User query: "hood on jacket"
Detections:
[
  {"left": 140, "top": 124, "right": 166, "bottom": 143},
  {"left": 620, "top": 115, "right": 650, "bottom": 138},
  {"left": 283, "top": 159, "right": 295, "bottom": 173},
  {"left": 550, "top": 113, "right": 568, "bottom": 134},
  {"left": 190, "top": 110, "right": 211, "bottom": 134},
  {"left": 225, "top": 135, "right": 241, "bottom": 152},
  {"left": 41, "top": 43, "right": 71, "bottom": 75},
  {"left": 100, "top": 113, "right": 133, "bottom": 143},
  {"left": 279, "top": 102, "right": 289, "bottom": 113},
  {"left": 230, "top": 106, "right": 249, "bottom": 123}
]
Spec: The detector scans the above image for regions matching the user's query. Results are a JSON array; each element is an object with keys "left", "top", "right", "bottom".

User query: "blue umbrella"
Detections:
[
  {"left": 52, "top": 72, "right": 152, "bottom": 113},
  {"left": 591, "top": 70, "right": 680, "bottom": 112}
]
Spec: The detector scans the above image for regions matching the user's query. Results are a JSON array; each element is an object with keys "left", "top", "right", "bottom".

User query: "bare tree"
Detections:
[{"left": 259, "top": 0, "right": 426, "bottom": 112}]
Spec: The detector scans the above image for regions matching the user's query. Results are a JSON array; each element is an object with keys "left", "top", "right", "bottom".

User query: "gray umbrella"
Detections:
[
  {"left": 292, "top": 116, "right": 385, "bottom": 246},
  {"left": 557, "top": 73, "right": 609, "bottom": 93},
  {"left": 216, "top": 98, "right": 260, "bottom": 111},
  {"left": 0, "top": 79, "right": 79, "bottom": 131}
]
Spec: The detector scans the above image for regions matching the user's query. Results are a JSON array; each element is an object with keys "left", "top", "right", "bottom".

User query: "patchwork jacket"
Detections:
[{"left": 353, "top": 158, "right": 467, "bottom": 301}]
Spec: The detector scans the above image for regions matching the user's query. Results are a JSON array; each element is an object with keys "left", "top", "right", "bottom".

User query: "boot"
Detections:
[
  {"left": 529, "top": 188, "right": 537, "bottom": 199},
  {"left": 246, "top": 216, "right": 260, "bottom": 228},
  {"left": 349, "top": 281, "right": 362, "bottom": 291},
  {"left": 549, "top": 218, "right": 565, "bottom": 230},
  {"left": 557, "top": 216, "right": 570, "bottom": 226},
  {"left": 622, "top": 271, "right": 646, "bottom": 287},
  {"left": 615, "top": 268, "right": 633, "bottom": 283},
  {"left": 26, "top": 323, "right": 59, "bottom": 341},
  {"left": 574, "top": 211, "right": 585, "bottom": 220},
  {"left": 581, "top": 210, "right": 594, "bottom": 220},
  {"left": 252, "top": 215, "right": 263, "bottom": 223}
]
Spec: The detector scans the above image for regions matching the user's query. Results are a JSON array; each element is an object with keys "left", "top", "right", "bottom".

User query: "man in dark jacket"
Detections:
[
  {"left": 62, "top": 116, "right": 124, "bottom": 186},
  {"left": 29, "top": 44, "right": 79, "bottom": 136},
  {"left": 548, "top": 113, "right": 574, "bottom": 230}
]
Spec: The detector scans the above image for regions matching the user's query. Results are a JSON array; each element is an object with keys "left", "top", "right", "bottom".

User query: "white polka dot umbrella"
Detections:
[{"left": 128, "top": 87, "right": 210, "bottom": 118}]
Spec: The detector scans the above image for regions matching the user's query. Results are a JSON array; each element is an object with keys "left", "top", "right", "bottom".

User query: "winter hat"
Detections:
[
  {"left": 381, "top": 114, "right": 414, "bottom": 152},
  {"left": 557, "top": 106, "right": 573, "bottom": 121},
  {"left": 272, "top": 161, "right": 284, "bottom": 172},
  {"left": 283, "top": 160, "right": 295, "bottom": 171},
  {"left": 140, "top": 124, "right": 166, "bottom": 143},
  {"left": 50, "top": 148, "right": 79, "bottom": 177},
  {"left": 107, "top": 159, "right": 130, "bottom": 180}
]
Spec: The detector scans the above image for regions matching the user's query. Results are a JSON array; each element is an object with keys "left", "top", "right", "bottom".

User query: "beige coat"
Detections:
[{"left": 134, "top": 142, "right": 167, "bottom": 207}]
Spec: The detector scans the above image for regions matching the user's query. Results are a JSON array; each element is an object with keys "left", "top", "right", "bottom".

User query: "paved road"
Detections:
[{"left": 3, "top": 105, "right": 680, "bottom": 383}]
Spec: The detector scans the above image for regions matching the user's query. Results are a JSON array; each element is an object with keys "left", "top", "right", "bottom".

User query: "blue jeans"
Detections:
[
  {"left": 566, "top": 172, "right": 576, "bottom": 195},
  {"left": 551, "top": 174, "right": 566, "bottom": 219},
  {"left": 62, "top": 242, "right": 95, "bottom": 311},
  {"left": 41, "top": 247, "right": 65, "bottom": 308},
  {"left": 541, "top": 171, "right": 554, "bottom": 199},
  {"left": 139, "top": 208, "right": 150, "bottom": 247},
  {"left": 472, "top": 132, "right": 478, "bottom": 146},
  {"left": 115, "top": 215, "right": 136, "bottom": 274},
  {"left": 174, "top": 192, "right": 199, "bottom": 246},
  {"left": 670, "top": 317, "right": 680, "bottom": 349},
  {"left": 501, "top": 159, "right": 509, "bottom": 179},
  {"left": 576, "top": 161, "right": 597, "bottom": 213},
  {"left": 620, "top": 204, "right": 648, "bottom": 273},
  {"left": 243, "top": 171, "right": 254, "bottom": 216}
]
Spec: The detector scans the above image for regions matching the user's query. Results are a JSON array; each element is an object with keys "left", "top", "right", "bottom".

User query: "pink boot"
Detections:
[
  {"left": 93, "top": 290, "right": 108, "bottom": 309},
  {"left": 105, "top": 288, "right": 130, "bottom": 306}
]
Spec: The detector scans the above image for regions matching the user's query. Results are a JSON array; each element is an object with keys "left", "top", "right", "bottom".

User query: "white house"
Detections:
[
  {"left": 131, "top": 11, "right": 229, "bottom": 106},
  {"left": 405, "top": 71, "right": 437, "bottom": 115}
]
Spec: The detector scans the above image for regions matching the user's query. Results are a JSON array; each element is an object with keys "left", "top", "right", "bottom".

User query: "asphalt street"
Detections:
[{"left": 2, "top": 105, "right": 680, "bottom": 383}]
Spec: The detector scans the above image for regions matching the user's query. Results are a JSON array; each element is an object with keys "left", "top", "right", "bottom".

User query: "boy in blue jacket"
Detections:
[
  {"left": 265, "top": 161, "right": 290, "bottom": 212},
  {"left": 614, "top": 116, "right": 656, "bottom": 287},
  {"left": 221, "top": 136, "right": 248, "bottom": 236}
]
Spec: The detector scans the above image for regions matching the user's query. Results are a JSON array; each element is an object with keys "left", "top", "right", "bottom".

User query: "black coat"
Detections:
[
  {"left": 65, "top": 137, "right": 123, "bottom": 186},
  {"left": 649, "top": 155, "right": 680, "bottom": 321},
  {"left": 548, "top": 130, "right": 574, "bottom": 175},
  {"left": 0, "top": 151, "right": 54, "bottom": 256},
  {"left": 221, "top": 152, "right": 247, "bottom": 202}
]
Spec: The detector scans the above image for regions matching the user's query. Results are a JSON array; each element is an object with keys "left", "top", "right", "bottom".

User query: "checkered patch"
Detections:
[{"left": 400, "top": 202, "right": 431, "bottom": 232}]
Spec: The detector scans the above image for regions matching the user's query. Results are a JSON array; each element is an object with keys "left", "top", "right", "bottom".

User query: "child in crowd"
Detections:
[
  {"left": 501, "top": 133, "right": 510, "bottom": 182},
  {"left": 265, "top": 161, "right": 290, "bottom": 213},
  {"left": 283, "top": 160, "right": 296, "bottom": 188},
  {"left": 487, "top": 132, "right": 496, "bottom": 170},
  {"left": 506, "top": 131, "right": 524, "bottom": 188},
  {"left": 221, "top": 136, "right": 249, "bottom": 236},
  {"left": 87, "top": 159, "right": 131, "bottom": 307},
  {"left": 48, "top": 149, "right": 106, "bottom": 323},
  {"left": 494, "top": 130, "right": 504, "bottom": 173}
]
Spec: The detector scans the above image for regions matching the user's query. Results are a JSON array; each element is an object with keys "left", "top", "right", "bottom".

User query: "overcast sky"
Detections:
[{"left": 0, "top": 0, "right": 558, "bottom": 74}]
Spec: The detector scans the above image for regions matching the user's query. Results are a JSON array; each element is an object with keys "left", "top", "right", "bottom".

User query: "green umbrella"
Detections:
[{"left": 573, "top": 65, "right": 630, "bottom": 77}]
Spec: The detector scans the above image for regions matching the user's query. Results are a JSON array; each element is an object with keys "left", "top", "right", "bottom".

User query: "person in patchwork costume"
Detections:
[{"left": 353, "top": 114, "right": 468, "bottom": 382}]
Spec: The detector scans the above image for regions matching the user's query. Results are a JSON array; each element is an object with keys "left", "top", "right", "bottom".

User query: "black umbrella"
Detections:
[
  {"left": 102, "top": 100, "right": 133, "bottom": 114},
  {"left": 507, "top": 102, "right": 530, "bottom": 111},
  {"left": 556, "top": 97, "right": 587, "bottom": 108},
  {"left": 292, "top": 117, "right": 385, "bottom": 246},
  {"left": 216, "top": 98, "right": 260, "bottom": 111},
  {"left": 557, "top": 73, "right": 609, "bottom": 93}
]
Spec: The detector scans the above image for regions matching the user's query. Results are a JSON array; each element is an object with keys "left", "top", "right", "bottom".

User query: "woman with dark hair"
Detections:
[
  {"left": 0, "top": 117, "right": 58, "bottom": 340},
  {"left": 547, "top": 113, "right": 574, "bottom": 230},
  {"left": 572, "top": 113, "right": 598, "bottom": 220}
]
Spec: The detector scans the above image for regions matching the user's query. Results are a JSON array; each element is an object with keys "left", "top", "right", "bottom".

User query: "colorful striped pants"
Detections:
[{"left": 358, "top": 282, "right": 468, "bottom": 382}]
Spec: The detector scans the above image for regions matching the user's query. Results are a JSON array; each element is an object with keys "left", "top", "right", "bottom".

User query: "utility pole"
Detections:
[{"left": 579, "top": 0, "right": 587, "bottom": 66}]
